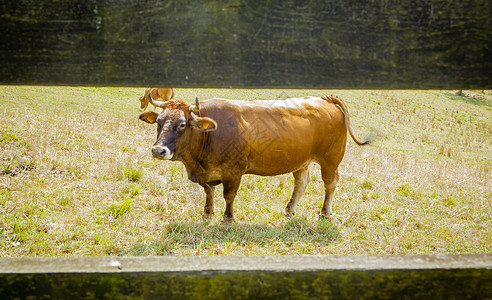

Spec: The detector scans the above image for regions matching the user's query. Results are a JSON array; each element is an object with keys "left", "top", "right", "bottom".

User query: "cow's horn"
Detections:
[
  {"left": 148, "top": 92, "right": 167, "bottom": 108},
  {"left": 189, "top": 97, "right": 201, "bottom": 112}
]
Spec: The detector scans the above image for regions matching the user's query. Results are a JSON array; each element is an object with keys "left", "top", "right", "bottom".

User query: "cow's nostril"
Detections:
[
  {"left": 152, "top": 147, "right": 163, "bottom": 156},
  {"left": 152, "top": 146, "right": 172, "bottom": 159}
]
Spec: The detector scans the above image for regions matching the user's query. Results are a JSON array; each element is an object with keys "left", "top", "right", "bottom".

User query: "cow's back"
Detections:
[
  {"left": 153, "top": 88, "right": 175, "bottom": 101},
  {"left": 199, "top": 98, "right": 348, "bottom": 176}
]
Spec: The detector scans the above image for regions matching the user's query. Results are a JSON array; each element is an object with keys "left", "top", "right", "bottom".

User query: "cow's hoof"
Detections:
[
  {"left": 318, "top": 214, "right": 331, "bottom": 221},
  {"left": 201, "top": 214, "right": 213, "bottom": 224},
  {"left": 221, "top": 217, "right": 234, "bottom": 224},
  {"left": 284, "top": 211, "right": 295, "bottom": 217},
  {"left": 202, "top": 212, "right": 214, "bottom": 219}
]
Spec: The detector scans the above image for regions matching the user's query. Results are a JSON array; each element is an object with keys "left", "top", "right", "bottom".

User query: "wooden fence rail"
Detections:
[{"left": 1, "top": 255, "right": 491, "bottom": 299}]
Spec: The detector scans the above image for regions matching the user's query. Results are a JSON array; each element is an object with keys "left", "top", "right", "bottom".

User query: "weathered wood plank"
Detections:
[
  {"left": 1, "top": 255, "right": 491, "bottom": 299},
  {"left": 1, "top": 0, "right": 491, "bottom": 88}
]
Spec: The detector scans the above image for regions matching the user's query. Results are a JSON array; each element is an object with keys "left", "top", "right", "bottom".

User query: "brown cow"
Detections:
[
  {"left": 139, "top": 94, "right": 370, "bottom": 221},
  {"left": 139, "top": 88, "right": 176, "bottom": 110}
]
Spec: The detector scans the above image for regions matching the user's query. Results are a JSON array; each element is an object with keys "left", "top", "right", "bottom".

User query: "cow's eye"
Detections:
[{"left": 177, "top": 122, "right": 186, "bottom": 131}]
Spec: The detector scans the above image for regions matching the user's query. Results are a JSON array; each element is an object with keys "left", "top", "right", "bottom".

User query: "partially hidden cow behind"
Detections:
[
  {"left": 139, "top": 94, "right": 370, "bottom": 221},
  {"left": 139, "top": 88, "right": 176, "bottom": 110}
]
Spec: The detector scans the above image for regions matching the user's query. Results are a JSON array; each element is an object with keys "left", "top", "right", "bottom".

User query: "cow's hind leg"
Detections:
[
  {"left": 320, "top": 164, "right": 340, "bottom": 218},
  {"left": 285, "top": 167, "right": 310, "bottom": 216}
]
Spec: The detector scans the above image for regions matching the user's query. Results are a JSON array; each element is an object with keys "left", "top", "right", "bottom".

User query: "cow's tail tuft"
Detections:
[{"left": 321, "top": 94, "right": 371, "bottom": 146}]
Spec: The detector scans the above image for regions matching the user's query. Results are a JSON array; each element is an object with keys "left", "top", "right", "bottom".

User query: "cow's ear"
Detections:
[
  {"left": 189, "top": 113, "right": 217, "bottom": 132},
  {"left": 139, "top": 111, "right": 159, "bottom": 124}
]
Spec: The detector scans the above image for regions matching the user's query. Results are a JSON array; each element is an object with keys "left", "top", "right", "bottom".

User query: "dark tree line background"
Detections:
[{"left": 1, "top": 0, "right": 491, "bottom": 88}]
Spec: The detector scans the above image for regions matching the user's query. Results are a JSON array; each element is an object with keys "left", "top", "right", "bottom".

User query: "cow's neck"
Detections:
[{"left": 176, "top": 130, "right": 210, "bottom": 184}]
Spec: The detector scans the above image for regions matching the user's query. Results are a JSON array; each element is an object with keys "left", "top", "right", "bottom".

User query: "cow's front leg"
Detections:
[
  {"left": 203, "top": 184, "right": 215, "bottom": 217},
  {"left": 222, "top": 177, "right": 241, "bottom": 222}
]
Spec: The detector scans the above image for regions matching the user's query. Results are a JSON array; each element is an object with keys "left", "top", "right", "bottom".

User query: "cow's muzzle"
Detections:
[{"left": 152, "top": 145, "right": 173, "bottom": 160}]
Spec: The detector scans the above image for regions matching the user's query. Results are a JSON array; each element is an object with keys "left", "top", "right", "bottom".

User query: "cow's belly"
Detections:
[
  {"left": 245, "top": 148, "right": 313, "bottom": 176},
  {"left": 246, "top": 163, "right": 310, "bottom": 176},
  {"left": 242, "top": 119, "right": 317, "bottom": 176}
]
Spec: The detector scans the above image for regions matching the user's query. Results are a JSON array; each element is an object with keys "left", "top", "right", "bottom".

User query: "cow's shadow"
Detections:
[{"left": 125, "top": 217, "right": 340, "bottom": 255}]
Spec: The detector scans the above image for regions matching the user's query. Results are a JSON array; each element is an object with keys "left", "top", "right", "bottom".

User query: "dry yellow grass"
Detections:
[{"left": 0, "top": 86, "right": 490, "bottom": 256}]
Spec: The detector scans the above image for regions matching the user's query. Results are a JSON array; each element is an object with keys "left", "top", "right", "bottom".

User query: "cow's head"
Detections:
[
  {"left": 139, "top": 93, "right": 217, "bottom": 160},
  {"left": 139, "top": 88, "right": 151, "bottom": 109},
  {"left": 139, "top": 95, "right": 148, "bottom": 109}
]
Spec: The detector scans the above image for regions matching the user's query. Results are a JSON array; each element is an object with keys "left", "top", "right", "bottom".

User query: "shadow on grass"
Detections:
[
  {"left": 443, "top": 92, "right": 491, "bottom": 107},
  {"left": 124, "top": 217, "right": 340, "bottom": 255}
]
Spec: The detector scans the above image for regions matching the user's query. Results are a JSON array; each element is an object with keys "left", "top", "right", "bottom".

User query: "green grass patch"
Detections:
[
  {"left": 396, "top": 184, "right": 412, "bottom": 197},
  {"left": 1, "top": 132, "right": 19, "bottom": 142},
  {"left": 122, "top": 167, "right": 144, "bottom": 182},
  {"left": 110, "top": 199, "right": 132, "bottom": 218}
]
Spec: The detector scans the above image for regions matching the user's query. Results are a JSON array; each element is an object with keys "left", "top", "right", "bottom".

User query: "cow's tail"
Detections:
[
  {"left": 171, "top": 88, "right": 176, "bottom": 100},
  {"left": 321, "top": 95, "right": 370, "bottom": 146}
]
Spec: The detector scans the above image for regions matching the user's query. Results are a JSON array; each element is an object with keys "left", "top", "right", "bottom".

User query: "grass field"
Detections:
[{"left": 0, "top": 86, "right": 490, "bottom": 256}]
